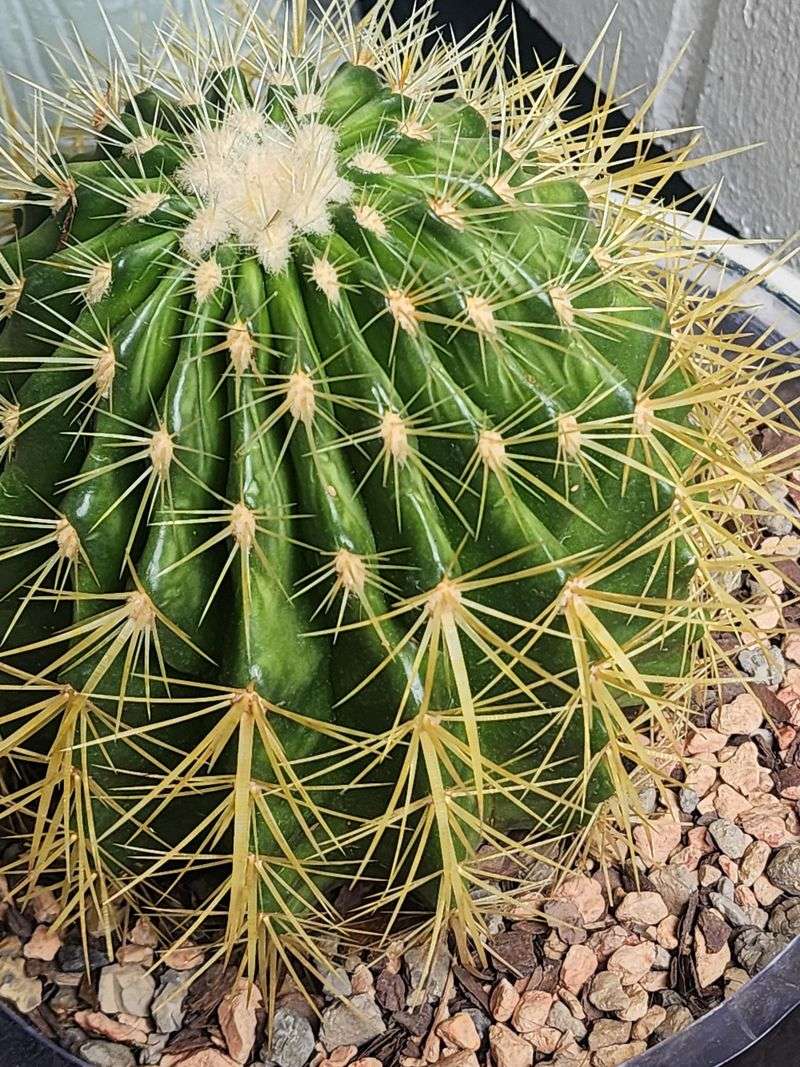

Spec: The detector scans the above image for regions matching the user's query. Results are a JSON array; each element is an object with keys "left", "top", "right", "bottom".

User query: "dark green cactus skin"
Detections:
[{"left": 0, "top": 57, "right": 696, "bottom": 921}]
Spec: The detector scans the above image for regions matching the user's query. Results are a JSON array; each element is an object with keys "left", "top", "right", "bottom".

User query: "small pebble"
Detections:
[
  {"left": 738, "top": 646, "right": 785, "bottom": 687},
  {"left": 22, "top": 924, "right": 61, "bottom": 961},
  {"left": 767, "top": 844, "right": 800, "bottom": 895},
  {"left": 98, "top": 963, "right": 155, "bottom": 1018},
  {"left": 79, "top": 1041, "right": 136, "bottom": 1067},
  {"left": 437, "top": 1012, "right": 480, "bottom": 1052},
  {"left": 719, "top": 743, "right": 761, "bottom": 797},
  {"left": 550, "top": 874, "right": 606, "bottom": 923},
  {"left": 488, "top": 1023, "right": 533, "bottom": 1067},
  {"left": 631, "top": 1005, "right": 666, "bottom": 1041},
  {"left": 588, "top": 1019, "right": 631, "bottom": 1050},
  {"left": 512, "top": 990, "right": 553, "bottom": 1033},
  {"left": 588, "top": 973, "right": 630, "bottom": 1013},
  {"left": 708, "top": 893, "right": 750, "bottom": 928},
  {"left": 320, "top": 994, "right": 385, "bottom": 1049},
  {"left": 162, "top": 944, "right": 204, "bottom": 971},
  {"left": 709, "top": 819, "right": 752, "bottom": 860},
  {"left": 30, "top": 890, "right": 60, "bottom": 924},
  {"left": 0, "top": 958, "right": 41, "bottom": 1012},
  {"left": 679, "top": 788, "right": 699, "bottom": 814},
  {"left": 591, "top": 1041, "right": 647, "bottom": 1066},
  {"left": 490, "top": 978, "right": 519, "bottom": 1023},
  {"left": 607, "top": 942, "right": 656, "bottom": 986},
  {"left": 218, "top": 977, "right": 262, "bottom": 1063},
  {"left": 733, "top": 928, "right": 790, "bottom": 975},
  {"left": 560, "top": 944, "right": 598, "bottom": 994},
  {"left": 712, "top": 694, "right": 764, "bottom": 735},
  {"left": 267, "top": 1007, "right": 316, "bottom": 1067},
  {"left": 615, "top": 892, "right": 668, "bottom": 926}
]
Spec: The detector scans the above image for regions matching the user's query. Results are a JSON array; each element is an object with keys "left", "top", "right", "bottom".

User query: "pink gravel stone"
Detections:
[
  {"left": 740, "top": 840, "right": 772, "bottom": 885},
  {"left": 714, "top": 784, "right": 752, "bottom": 821},
  {"left": 719, "top": 742, "right": 762, "bottom": 796},
  {"left": 607, "top": 942, "right": 657, "bottom": 987},
  {"left": 490, "top": 978, "right": 519, "bottom": 1023},
  {"left": 684, "top": 763, "right": 718, "bottom": 798},
  {"left": 218, "top": 977, "right": 262, "bottom": 1064},
  {"left": 30, "top": 890, "right": 60, "bottom": 924},
  {"left": 655, "top": 914, "right": 679, "bottom": 950},
  {"left": 437, "top": 1012, "right": 481, "bottom": 1052},
  {"left": 633, "top": 816, "right": 682, "bottom": 866},
  {"left": 511, "top": 990, "right": 553, "bottom": 1032},
  {"left": 686, "top": 728, "right": 727, "bottom": 755},
  {"left": 551, "top": 874, "right": 606, "bottom": 923},
  {"left": 694, "top": 928, "right": 730, "bottom": 988},
  {"left": 615, "top": 892, "right": 668, "bottom": 926},
  {"left": 74, "top": 1010, "right": 150, "bottom": 1046},
  {"left": 712, "top": 694, "right": 763, "bottom": 736},
  {"left": 23, "top": 925, "right": 60, "bottom": 961},
  {"left": 560, "top": 944, "right": 598, "bottom": 994},
  {"left": 488, "top": 1023, "right": 533, "bottom": 1067},
  {"left": 753, "top": 874, "right": 783, "bottom": 906},
  {"left": 129, "top": 917, "right": 158, "bottom": 947}
]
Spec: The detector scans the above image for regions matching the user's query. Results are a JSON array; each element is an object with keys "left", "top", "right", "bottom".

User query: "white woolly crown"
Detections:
[{"left": 177, "top": 107, "right": 352, "bottom": 272}]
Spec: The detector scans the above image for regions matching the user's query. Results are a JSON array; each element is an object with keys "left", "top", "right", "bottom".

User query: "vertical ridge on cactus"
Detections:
[{"left": 0, "top": 0, "right": 797, "bottom": 983}]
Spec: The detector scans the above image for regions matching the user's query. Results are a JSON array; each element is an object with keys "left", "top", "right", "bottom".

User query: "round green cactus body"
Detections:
[{"left": 0, "top": 1, "right": 781, "bottom": 963}]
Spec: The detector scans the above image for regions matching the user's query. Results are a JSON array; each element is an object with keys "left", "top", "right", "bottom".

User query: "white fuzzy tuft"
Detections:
[
  {"left": 127, "top": 590, "right": 157, "bottom": 632},
  {"left": 549, "top": 286, "right": 575, "bottom": 327},
  {"left": 294, "top": 92, "right": 325, "bottom": 117},
  {"left": 84, "top": 261, "right": 112, "bottom": 305},
  {"left": 122, "top": 133, "right": 161, "bottom": 159},
  {"left": 1, "top": 400, "right": 20, "bottom": 442},
  {"left": 353, "top": 203, "right": 387, "bottom": 237},
  {"left": 334, "top": 549, "right": 366, "bottom": 596},
  {"left": 0, "top": 278, "right": 24, "bottom": 319},
  {"left": 125, "top": 191, "right": 166, "bottom": 221},
  {"left": 149, "top": 428, "right": 174, "bottom": 479},
  {"left": 287, "top": 370, "right": 316, "bottom": 426},
  {"left": 93, "top": 344, "right": 116, "bottom": 400},
  {"left": 386, "top": 289, "right": 419, "bottom": 334},
  {"left": 558, "top": 414, "right": 582, "bottom": 457},
  {"left": 55, "top": 518, "right": 80, "bottom": 563},
  {"left": 50, "top": 180, "right": 76, "bottom": 214},
  {"left": 227, "top": 321, "right": 255, "bottom": 376},
  {"left": 429, "top": 197, "right": 464, "bottom": 230},
  {"left": 487, "top": 174, "right": 516, "bottom": 203},
  {"left": 311, "top": 257, "right": 341, "bottom": 302},
  {"left": 477, "top": 429, "right": 506, "bottom": 473},
  {"left": 396, "top": 118, "right": 432, "bottom": 141},
  {"left": 465, "top": 294, "right": 497, "bottom": 337},
  {"left": 634, "top": 399, "right": 655, "bottom": 438},
  {"left": 350, "top": 150, "right": 393, "bottom": 175},
  {"left": 380, "top": 411, "right": 410, "bottom": 466},
  {"left": 592, "top": 246, "right": 614, "bottom": 271},
  {"left": 229, "top": 502, "right": 257, "bottom": 552},
  {"left": 177, "top": 110, "right": 352, "bottom": 273},
  {"left": 194, "top": 258, "right": 223, "bottom": 302}
]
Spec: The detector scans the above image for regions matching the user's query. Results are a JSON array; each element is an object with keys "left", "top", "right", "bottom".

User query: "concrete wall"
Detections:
[
  {"left": 521, "top": 0, "right": 799, "bottom": 241},
  {"left": 2, "top": 1, "right": 187, "bottom": 94}
]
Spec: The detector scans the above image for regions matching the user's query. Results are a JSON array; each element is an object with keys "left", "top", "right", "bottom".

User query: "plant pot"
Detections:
[
  {"left": 1, "top": 0, "right": 799, "bottom": 1059},
  {"left": 0, "top": 998, "right": 85, "bottom": 1066},
  {"left": 631, "top": 936, "right": 800, "bottom": 1067}
]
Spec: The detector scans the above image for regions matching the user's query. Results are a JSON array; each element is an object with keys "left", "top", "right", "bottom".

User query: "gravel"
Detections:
[{"left": 767, "top": 844, "right": 800, "bottom": 894}]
